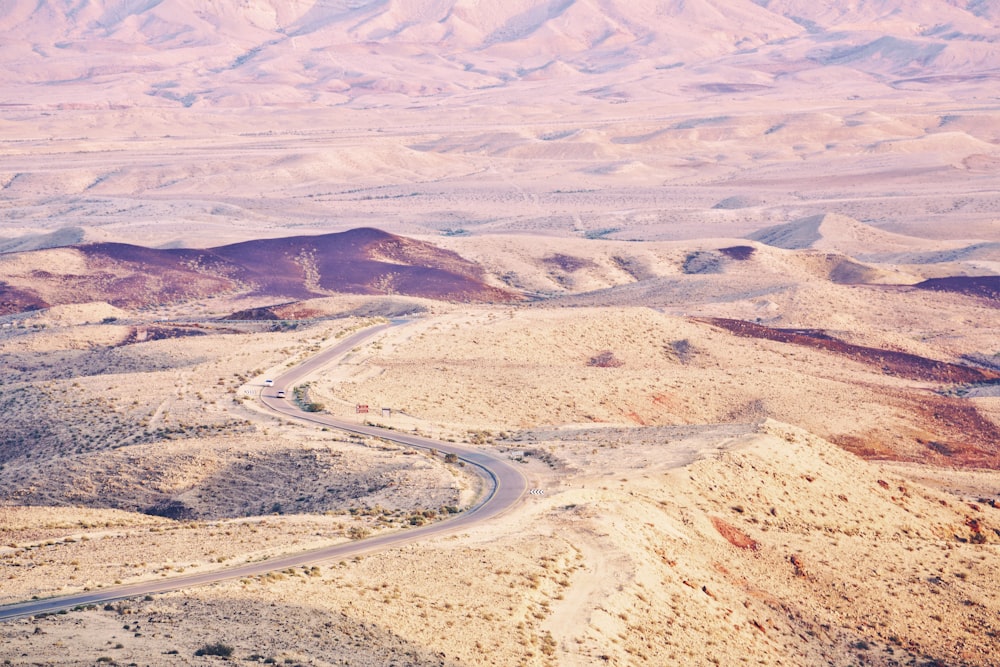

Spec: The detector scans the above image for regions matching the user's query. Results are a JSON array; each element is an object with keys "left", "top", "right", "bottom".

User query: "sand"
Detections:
[{"left": 3, "top": 2, "right": 1000, "bottom": 664}]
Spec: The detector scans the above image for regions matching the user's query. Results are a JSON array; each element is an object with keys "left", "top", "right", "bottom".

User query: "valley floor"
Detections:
[{"left": 2, "top": 299, "right": 1000, "bottom": 665}]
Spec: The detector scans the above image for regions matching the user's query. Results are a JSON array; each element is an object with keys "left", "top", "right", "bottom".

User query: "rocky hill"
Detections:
[{"left": 0, "top": 227, "right": 518, "bottom": 313}]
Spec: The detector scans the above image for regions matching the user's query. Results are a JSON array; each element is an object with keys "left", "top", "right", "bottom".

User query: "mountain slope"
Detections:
[{"left": 2, "top": 0, "right": 998, "bottom": 109}]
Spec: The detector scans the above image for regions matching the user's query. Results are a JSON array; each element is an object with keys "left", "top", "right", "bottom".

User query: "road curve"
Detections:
[{"left": 0, "top": 320, "right": 527, "bottom": 622}]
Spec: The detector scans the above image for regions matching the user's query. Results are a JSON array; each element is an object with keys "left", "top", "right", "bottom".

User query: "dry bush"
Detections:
[{"left": 587, "top": 350, "right": 623, "bottom": 368}]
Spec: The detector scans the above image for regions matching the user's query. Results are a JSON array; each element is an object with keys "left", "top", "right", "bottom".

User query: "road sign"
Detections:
[{"left": 356, "top": 404, "right": 369, "bottom": 414}]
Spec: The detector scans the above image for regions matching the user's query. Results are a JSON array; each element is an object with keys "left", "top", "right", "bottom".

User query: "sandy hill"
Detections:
[
  {"left": 746, "top": 213, "right": 986, "bottom": 260},
  {"left": 0, "top": 0, "right": 998, "bottom": 251},
  {"left": 0, "top": 227, "right": 517, "bottom": 314},
  {"left": 22, "top": 301, "right": 130, "bottom": 327},
  {"left": 316, "top": 305, "right": 1000, "bottom": 466},
  {"left": 441, "top": 232, "right": 930, "bottom": 303}
]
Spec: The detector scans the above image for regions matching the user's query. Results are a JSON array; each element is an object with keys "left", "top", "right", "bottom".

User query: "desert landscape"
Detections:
[{"left": 2, "top": 1, "right": 1000, "bottom": 665}]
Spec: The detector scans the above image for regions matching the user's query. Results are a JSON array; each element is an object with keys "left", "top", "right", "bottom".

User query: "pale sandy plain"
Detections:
[{"left": 3, "top": 1, "right": 1000, "bottom": 666}]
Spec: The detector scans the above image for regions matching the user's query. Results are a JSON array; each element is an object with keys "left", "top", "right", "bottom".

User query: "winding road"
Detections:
[{"left": 0, "top": 320, "right": 527, "bottom": 622}]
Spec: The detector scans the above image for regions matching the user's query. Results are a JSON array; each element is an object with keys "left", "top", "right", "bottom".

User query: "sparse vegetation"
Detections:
[
  {"left": 195, "top": 642, "right": 234, "bottom": 657},
  {"left": 587, "top": 350, "right": 624, "bottom": 368},
  {"left": 3, "top": 20, "right": 1000, "bottom": 660},
  {"left": 347, "top": 525, "right": 370, "bottom": 540}
]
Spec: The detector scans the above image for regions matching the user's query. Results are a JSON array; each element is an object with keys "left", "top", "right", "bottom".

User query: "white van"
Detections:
[{"left": 264, "top": 379, "right": 274, "bottom": 386}]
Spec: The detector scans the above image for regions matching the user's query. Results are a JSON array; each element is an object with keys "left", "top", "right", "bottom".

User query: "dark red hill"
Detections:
[
  {"left": 699, "top": 317, "right": 999, "bottom": 384},
  {"left": 0, "top": 228, "right": 520, "bottom": 314},
  {"left": 913, "top": 276, "right": 999, "bottom": 304},
  {"left": 210, "top": 227, "right": 514, "bottom": 302}
]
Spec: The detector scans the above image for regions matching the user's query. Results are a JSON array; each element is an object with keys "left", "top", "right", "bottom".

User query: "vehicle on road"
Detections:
[
  {"left": 276, "top": 390, "right": 286, "bottom": 398},
  {"left": 264, "top": 379, "right": 274, "bottom": 386}
]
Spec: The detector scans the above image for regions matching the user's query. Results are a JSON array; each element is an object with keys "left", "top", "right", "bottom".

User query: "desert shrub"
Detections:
[
  {"left": 670, "top": 339, "right": 693, "bottom": 363},
  {"left": 682, "top": 250, "right": 722, "bottom": 274},
  {"left": 303, "top": 402, "right": 324, "bottom": 412},
  {"left": 144, "top": 499, "right": 194, "bottom": 520},
  {"left": 584, "top": 227, "right": 619, "bottom": 239},
  {"left": 466, "top": 430, "right": 493, "bottom": 445},
  {"left": 195, "top": 642, "right": 234, "bottom": 657},
  {"left": 587, "top": 351, "right": 623, "bottom": 368},
  {"left": 347, "top": 525, "right": 370, "bottom": 540}
]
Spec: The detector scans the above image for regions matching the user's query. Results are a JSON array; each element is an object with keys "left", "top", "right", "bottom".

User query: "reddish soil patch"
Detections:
[
  {"left": 913, "top": 276, "right": 999, "bottom": 304},
  {"left": 718, "top": 246, "right": 756, "bottom": 260},
  {"left": 698, "top": 318, "right": 1000, "bottom": 384},
  {"left": 651, "top": 393, "right": 673, "bottom": 406},
  {"left": 270, "top": 303, "right": 324, "bottom": 320},
  {"left": 701, "top": 317, "right": 1000, "bottom": 469},
  {"left": 833, "top": 435, "right": 899, "bottom": 460},
  {"left": 789, "top": 554, "right": 808, "bottom": 577},
  {"left": 710, "top": 516, "right": 759, "bottom": 551},
  {"left": 623, "top": 410, "right": 647, "bottom": 425},
  {"left": 907, "top": 392, "right": 1000, "bottom": 467},
  {"left": 833, "top": 389, "right": 1000, "bottom": 468},
  {"left": 0, "top": 283, "right": 48, "bottom": 315}
]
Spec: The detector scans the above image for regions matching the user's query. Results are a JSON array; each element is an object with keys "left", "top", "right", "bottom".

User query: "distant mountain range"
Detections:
[
  {"left": 2, "top": 0, "right": 998, "bottom": 108},
  {"left": 0, "top": 227, "right": 519, "bottom": 314}
]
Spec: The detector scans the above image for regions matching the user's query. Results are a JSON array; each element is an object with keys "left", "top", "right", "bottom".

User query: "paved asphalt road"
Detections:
[{"left": 0, "top": 320, "right": 527, "bottom": 622}]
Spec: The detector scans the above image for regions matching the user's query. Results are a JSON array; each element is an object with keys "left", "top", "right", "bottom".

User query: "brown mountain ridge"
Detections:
[{"left": 0, "top": 227, "right": 519, "bottom": 314}]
